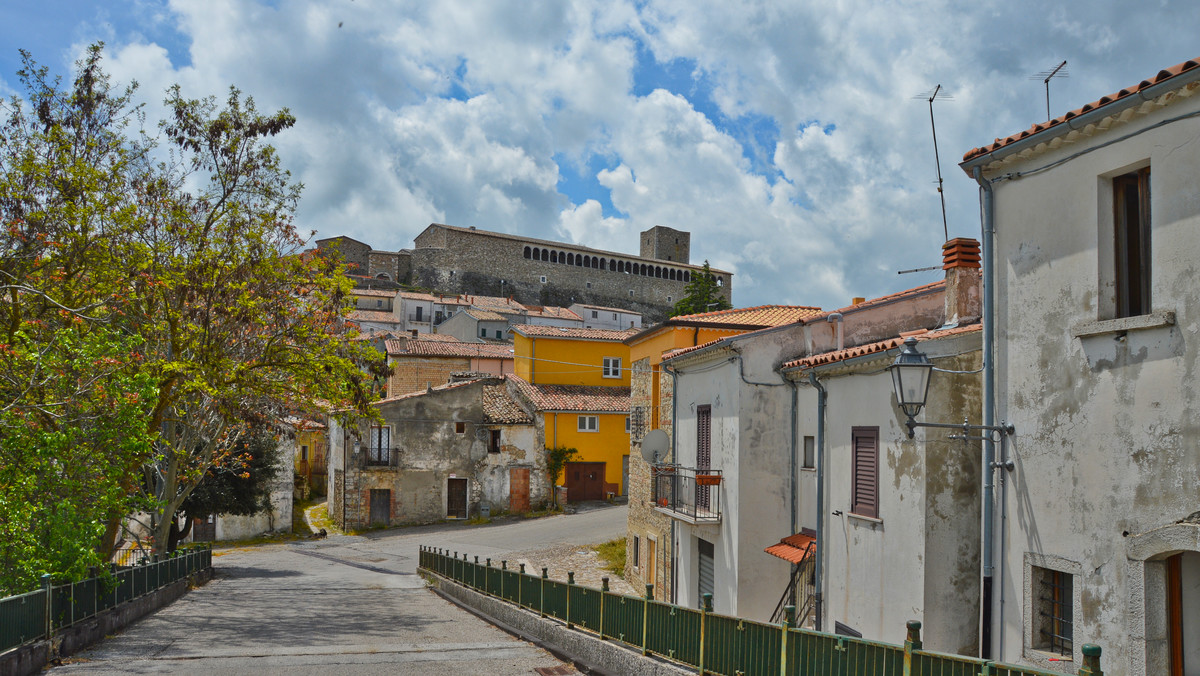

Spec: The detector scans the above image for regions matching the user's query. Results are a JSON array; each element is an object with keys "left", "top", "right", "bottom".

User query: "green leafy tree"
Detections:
[
  {"left": 171, "top": 427, "right": 282, "bottom": 550},
  {"left": 670, "top": 260, "right": 731, "bottom": 317},
  {"left": 544, "top": 446, "right": 578, "bottom": 506}
]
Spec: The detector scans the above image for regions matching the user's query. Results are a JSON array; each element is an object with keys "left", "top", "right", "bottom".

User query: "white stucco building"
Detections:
[{"left": 960, "top": 56, "right": 1200, "bottom": 675}]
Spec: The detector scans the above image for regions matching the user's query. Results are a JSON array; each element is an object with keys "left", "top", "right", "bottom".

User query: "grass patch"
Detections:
[{"left": 594, "top": 537, "right": 627, "bottom": 577}]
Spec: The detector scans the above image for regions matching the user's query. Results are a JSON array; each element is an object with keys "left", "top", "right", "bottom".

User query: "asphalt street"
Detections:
[{"left": 48, "top": 503, "right": 628, "bottom": 675}]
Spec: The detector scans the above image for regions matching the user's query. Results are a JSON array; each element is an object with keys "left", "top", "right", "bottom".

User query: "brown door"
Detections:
[
  {"left": 447, "top": 478, "right": 468, "bottom": 518},
  {"left": 369, "top": 489, "right": 390, "bottom": 526},
  {"left": 193, "top": 516, "right": 216, "bottom": 542},
  {"left": 565, "top": 462, "right": 606, "bottom": 502},
  {"left": 509, "top": 467, "right": 530, "bottom": 513}
]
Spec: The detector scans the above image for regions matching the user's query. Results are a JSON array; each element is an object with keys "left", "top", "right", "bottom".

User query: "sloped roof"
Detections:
[
  {"left": 781, "top": 324, "right": 981, "bottom": 371},
  {"left": 511, "top": 325, "right": 640, "bottom": 341},
  {"left": 347, "top": 310, "right": 402, "bottom": 324},
  {"left": 962, "top": 57, "right": 1200, "bottom": 164},
  {"left": 525, "top": 306, "right": 584, "bottom": 321},
  {"left": 673, "top": 305, "right": 823, "bottom": 326},
  {"left": 465, "top": 308, "right": 507, "bottom": 322},
  {"left": 800, "top": 280, "right": 946, "bottom": 325},
  {"left": 374, "top": 378, "right": 479, "bottom": 404},
  {"left": 483, "top": 385, "right": 533, "bottom": 424},
  {"left": 573, "top": 303, "right": 641, "bottom": 315},
  {"left": 399, "top": 291, "right": 440, "bottom": 302},
  {"left": 764, "top": 532, "right": 816, "bottom": 564},
  {"left": 508, "top": 376, "right": 630, "bottom": 413},
  {"left": 351, "top": 288, "right": 397, "bottom": 298},
  {"left": 386, "top": 339, "right": 514, "bottom": 358}
]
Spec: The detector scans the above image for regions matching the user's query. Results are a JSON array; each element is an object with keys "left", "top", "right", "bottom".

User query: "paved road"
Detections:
[{"left": 50, "top": 504, "right": 627, "bottom": 675}]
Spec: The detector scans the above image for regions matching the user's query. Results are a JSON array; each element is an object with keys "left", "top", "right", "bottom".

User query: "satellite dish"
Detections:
[{"left": 640, "top": 429, "right": 669, "bottom": 463}]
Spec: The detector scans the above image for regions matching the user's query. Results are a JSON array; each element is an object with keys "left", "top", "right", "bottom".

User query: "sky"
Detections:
[{"left": 2, "top": 1, "right": 1197, "bottom": 311}]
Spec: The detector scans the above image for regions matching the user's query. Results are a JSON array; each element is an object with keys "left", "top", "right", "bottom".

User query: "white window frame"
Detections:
[
  {"left": 578, "top": 415, "right": 599, "bottom": 432},
  {"left": 625, "top": 416, "right": 631, "bottom": 433},
  {"left": 603, "top": 357, "right": 622, "bottom": 378}
]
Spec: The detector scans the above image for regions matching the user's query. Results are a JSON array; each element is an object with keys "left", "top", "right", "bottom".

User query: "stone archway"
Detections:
[{"left": 1126, "top": 517, "right": 1200, "bottom": 676}]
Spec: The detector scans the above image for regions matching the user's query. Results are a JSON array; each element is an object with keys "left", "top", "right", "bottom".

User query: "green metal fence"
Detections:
[
  {"left": 418, "top": 546, "right": 1105, "bottom": 676},
  {"left": 0, "top": 544, "right": 212, "bottom": 655}
]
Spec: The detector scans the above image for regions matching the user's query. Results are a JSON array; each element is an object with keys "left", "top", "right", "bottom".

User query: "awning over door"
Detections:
[{"left": 764, "top": 531, "right": 816, "bottom": 564}]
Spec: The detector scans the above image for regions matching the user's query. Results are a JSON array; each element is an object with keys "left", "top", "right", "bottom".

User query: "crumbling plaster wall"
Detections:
[{"left": 985, "top": 92, "right": 1200, "bottom": 675}]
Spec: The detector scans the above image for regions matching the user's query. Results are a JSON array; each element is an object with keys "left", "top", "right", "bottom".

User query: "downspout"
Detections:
[
  {"left": 807, "top": 372, "right": 827, "bottom": 632},
  {"left": 663, "top": 362, "right": 681, "bottom": 604},
  {"left": 973, "top": 164, "right": 997, "bottom": 659}
]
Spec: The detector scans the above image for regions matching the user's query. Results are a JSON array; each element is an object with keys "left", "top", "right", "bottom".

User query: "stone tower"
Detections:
[{"left": 639, "top": 226, "right": 690, "bottom": 264}]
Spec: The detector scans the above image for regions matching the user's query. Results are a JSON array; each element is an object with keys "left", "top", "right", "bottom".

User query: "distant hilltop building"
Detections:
[{"left": 316, "top": 223, "right": 732, "bottom": 323}]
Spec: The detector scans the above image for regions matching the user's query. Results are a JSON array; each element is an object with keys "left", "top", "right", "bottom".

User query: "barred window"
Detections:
[{"left": 1033, "top": 566, "right": 1073, "bottom": 657}]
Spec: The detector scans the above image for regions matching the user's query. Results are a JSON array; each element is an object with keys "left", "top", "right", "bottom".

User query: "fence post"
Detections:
[
  {"left": 903, "top": 620, "right": 922, "bottom": 676},
  {"left": 780, "top": 605, "right": 795, "bottom": 676},
  {"left": 699, "top": 592, "right": 712, "bottom": 676},
  {"left": 1079, "top": 644, "right": 1103, "bottom": 676},
  {"left": 474, "top": 556, "right": 480, "bottom": 590},
  {"left": 599, "top": 578, "right": 609, "bottom": 641},
  {"left": 42, "top": 574, "right": 52, "bottom": 640},
  {"left": 541, "top": 567, "right": 548, "bottom": 617},
  {"left": 501, "top": 560, "right": 507, "bottom": 600},
  {"left": 519, "top": 564, "right": 526, "bottom": 607},
  {"left": 641, "top": 583, "right": 653, "bottom": 655},
  {"left": 567, "top": 571, "right": 575, "bottom": 629}
]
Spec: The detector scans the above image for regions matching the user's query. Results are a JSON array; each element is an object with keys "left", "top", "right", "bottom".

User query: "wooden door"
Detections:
[
  {"left": 192, "top": 516, "right": 216, "bottom": 542},
  {"left": 447, "top": 478, "right": 468, "bottom": 518},
  {"left": 509, "top": 467, "right": 530, "bottom": 513},
  {"left": 369, "top": 489, "right": 390, "bottom": 526},
  {"left": 565, "top": 461, "right": 606, "bottom": 501}
]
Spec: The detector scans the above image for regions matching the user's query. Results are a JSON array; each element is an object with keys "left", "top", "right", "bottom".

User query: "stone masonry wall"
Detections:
[
  {"left": 625, "top": 356, "right": 676, "bottom": 601},
  {"left": 388, "top": 355, "right": 472, "bottom": 397}
]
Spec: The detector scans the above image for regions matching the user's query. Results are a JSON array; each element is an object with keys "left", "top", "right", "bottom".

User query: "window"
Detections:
[
  {"left": 633, "top": 536, "right": 640, "bottom": 568},
  {"left": 301, "top": 445, "right": 309, "bottom": 461},
  {"left": 489, "top": 429, "right": 501, "bottom": 453},
  {"left": 802, "top": 436, "right": 815, "bottom": 469},
  {"left": 578, "top": 415, "right": 598, "bottom": 432},
  {"left": 612, "top": 313, "right": 617, "bottom": 320},
  {"left": 1032, "top": 566, "right": 1073, "bottom": 657},
  {"left": 603, "top": 357, "right": 622, "bottom": 378},
  {"left": 697, "top": 405, "right": 711, "bottom": 510},
  {"left": 540, "top": 276, "right": 547, "bottom": 284},
  {"left": 495, "top": 330, "right": 502, "bottom": 339},
  {"left": 1113, "top": 167, "right": 1151, "bottom": 317},
  {"left": 376, "top": 299, "right": 383, "bottom": 308},
  {"left": 367, "top": 425, "right": 391, "bottom": 465},
  {"left": 592, "top": 310, "right": 599, "bottom": 319},
  {"left": 625, "top": 416, "right": 631, "bottom": 433},
  {"left": 850, "top": 427, "right": 878, "bottom": 518},
  {"left": 586, "top": 282, "right": 592, "bottom": 289},
  {"left": 416, "top": 306, "right": 423, "bottom": 321},
  {"left": 455, "top": 422, "right": 466, "bottom": 434},
  {"left": 629, "top": 290, "right": 634, "bottom": 297},
  {"left": 480, "top": 327, "right": 487, "bottom": 337}
]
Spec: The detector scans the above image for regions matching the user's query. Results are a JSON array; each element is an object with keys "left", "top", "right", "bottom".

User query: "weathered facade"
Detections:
[
  {"left": 318, "top": 223, "right": 733, "bottom": 324},
  {"left": 385, "top": 338, "right": 514, "bottom": 398},
  {"left": 961, "top": 57, "right": 1200, "bottom": 675},
  {"left": 327, "top": 377, "right": 544, "bottom": 529}
]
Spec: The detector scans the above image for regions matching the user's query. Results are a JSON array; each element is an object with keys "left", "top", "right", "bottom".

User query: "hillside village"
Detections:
[
  {"left": 266, "top": 55, "right": 1200, "bottom": 676},
  {"left": 5, "top": 32, "right": 1200, "bottom": 676}
]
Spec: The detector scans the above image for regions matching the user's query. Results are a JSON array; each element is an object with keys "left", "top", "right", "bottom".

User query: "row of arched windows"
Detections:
[{"left": 522, "top": 245, "right": 695, "bottom": 282}]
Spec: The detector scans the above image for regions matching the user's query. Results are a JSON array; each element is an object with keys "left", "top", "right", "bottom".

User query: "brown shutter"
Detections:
[
  {"left": 697, "top": 406, "right": 711, "bottom": 469},
  {"left": 851, "top": 427, "right": 878, "bottom": 519}
]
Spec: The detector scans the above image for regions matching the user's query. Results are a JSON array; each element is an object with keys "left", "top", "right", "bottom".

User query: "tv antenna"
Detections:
[
  {"left": 913, "top": 84, "right": 952, "bottom": 241},
  {"left": 1030, "top": 60, "right": 1069, "bottom": 122}
]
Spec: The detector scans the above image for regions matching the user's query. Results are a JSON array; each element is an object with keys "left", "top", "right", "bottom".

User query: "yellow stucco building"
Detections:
[{"left": 510, "top": 325, "right": 636, "bottom": 499}]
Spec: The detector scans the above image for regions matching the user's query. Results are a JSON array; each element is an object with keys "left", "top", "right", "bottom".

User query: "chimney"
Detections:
[{"left": 942, "top": 237, "right": 982, "bottom": 328}]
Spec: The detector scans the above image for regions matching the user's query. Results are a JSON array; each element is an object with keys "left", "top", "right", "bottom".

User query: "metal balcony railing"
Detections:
[
  {"left": 651, "top": 464, "right": 722, "bottom": 523},
  {"left": 408, "top": 313, "right": 429, "bottom": 322},
  {"left": 350, "top": 447, "right": 400, "bottom": 469}
]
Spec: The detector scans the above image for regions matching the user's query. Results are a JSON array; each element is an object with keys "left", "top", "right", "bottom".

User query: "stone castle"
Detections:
[{"left": 317, "top": 223, "right": 732, "bottom": 323}]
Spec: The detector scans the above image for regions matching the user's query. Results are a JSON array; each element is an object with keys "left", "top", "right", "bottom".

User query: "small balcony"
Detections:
[
  {"left": 651, "top": 464, "right": 722, "bottom": 524},
  {"left": 349, "top": 447, "right": 401, "bottom": 469},
  {"left": 408, "top": 313, "right": 430, "bottom": 323}
]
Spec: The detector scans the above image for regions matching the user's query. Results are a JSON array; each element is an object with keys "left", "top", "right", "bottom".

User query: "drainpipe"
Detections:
[
  {"left": 973, "top": 164, "right": 997, "bottom": 659},
  {"left": 807, "top": 372, "right": 827, "bottom": 632}
]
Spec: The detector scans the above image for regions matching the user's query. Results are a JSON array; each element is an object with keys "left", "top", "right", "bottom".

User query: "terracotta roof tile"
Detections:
[
  {"left": 347, "top": 310, "right": 402, "bottom": 324},
  {"left": 508, "top": 376, "right": 630, "bottom": 413},
  {"left": 525, "top": 306, "right": 584, "bottom": 321},
  {"left": 386, "top": 339, "right": 515, "bottom": 358},
  {"left": 672, "top": 305, "right": 823, "bottom": 326},
  {"left": 661, "top": 337, "right": 729, "bottom": 361},
  {"left": 399, "top": 291, "right": 440, "bottom": 302},
  {"left": 962, "top": 57, "right": 1200, "bottom": 163},
  {"left": 800, "top": 280, "right": 947, "bottom": 324},
  {"left": 464, "top": 308, "right": 507, "bottom": 321},
  {"left": 375, "top": 378, "right": 479, "bottom": 404},
  {"left": 483, "top": 384, "right": 533, "bottom": 424},
  {"left": 764, "top": 532, "right": 816, "bottom": 564},
  {"left": 781, "top": 324, "right": 981, "bottom": 371},
  {"left": 512, "top": 325, "right": 640, "bottom": 341},
  {"left": 572, "top": 303, "right": 641, "bottom": 314},
  {"left": 351, "top": 288, "right": 398, "bottom": 298}
]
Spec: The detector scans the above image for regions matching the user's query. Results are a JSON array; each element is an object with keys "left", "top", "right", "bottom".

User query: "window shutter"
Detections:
[
  {"left": 697, "top": 406, "right": 711, "bottom": 469},
  {"left": 851, "top": 427, "right": 878, "bottom": 519}
]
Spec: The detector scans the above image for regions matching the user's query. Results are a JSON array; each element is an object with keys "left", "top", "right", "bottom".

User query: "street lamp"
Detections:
[{"left": 888, "top": 336, "right": 1014, "bottom": 443}]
